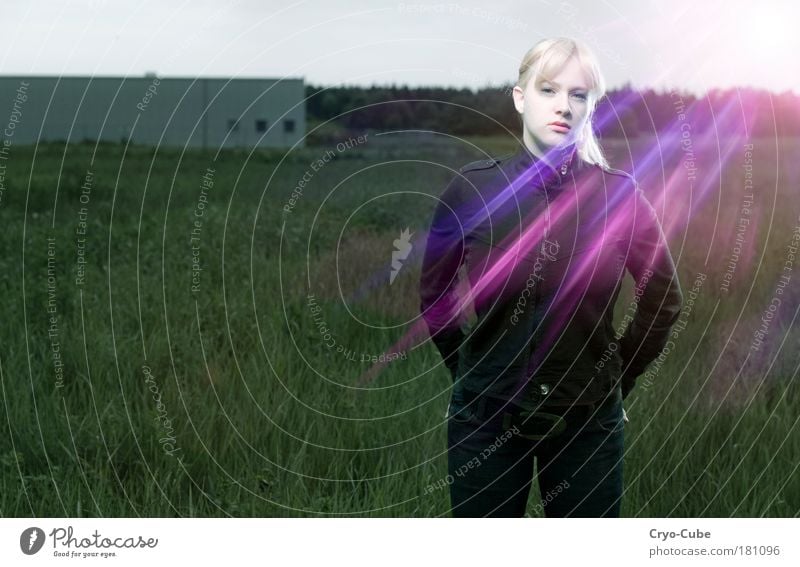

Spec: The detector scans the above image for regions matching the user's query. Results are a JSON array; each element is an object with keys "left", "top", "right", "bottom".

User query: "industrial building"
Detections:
[{"left": 0, "top": 75, "right": 305, "bottom": 149}]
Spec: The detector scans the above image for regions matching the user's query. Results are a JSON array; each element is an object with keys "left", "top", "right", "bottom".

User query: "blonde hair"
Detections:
[{"left": 516, "top": 37, "right": 609, "bottom": 169}]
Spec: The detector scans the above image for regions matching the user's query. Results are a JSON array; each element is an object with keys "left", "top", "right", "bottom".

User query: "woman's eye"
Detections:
[
  {"left": 541, "top": 88, "right": 554, "bottom": 94},
  {"left": 571, "top": 93, "right": 588, "bottom": 101}
]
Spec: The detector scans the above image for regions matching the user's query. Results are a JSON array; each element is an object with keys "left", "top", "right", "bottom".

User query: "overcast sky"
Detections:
[{"left": 1, "top": 0, "right": 797, "bottom": 96}]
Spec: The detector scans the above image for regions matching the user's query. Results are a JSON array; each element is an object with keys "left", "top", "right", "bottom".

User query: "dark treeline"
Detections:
[{"left": 305, "top": 83, "right": 800, "bottom": 139}]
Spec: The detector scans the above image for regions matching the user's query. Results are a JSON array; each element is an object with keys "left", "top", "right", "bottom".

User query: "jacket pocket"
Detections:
[
  {"left": 447, "top": 386, "right": 483, "bottom": 426},
  {"left": 590, "top": 388, "right": 624, "bottom": 433}
]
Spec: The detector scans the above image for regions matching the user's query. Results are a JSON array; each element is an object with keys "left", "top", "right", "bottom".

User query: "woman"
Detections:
[{"left": 419, "top": 37, "right": 683, "bottom": 517}]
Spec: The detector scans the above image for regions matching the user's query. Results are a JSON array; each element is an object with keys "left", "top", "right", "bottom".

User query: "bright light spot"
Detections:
[{"left": 749, "top": 9, "right": 793, "bottom": 51}]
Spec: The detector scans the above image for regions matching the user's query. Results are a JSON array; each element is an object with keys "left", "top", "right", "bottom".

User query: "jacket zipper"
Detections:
[
  {"left": 524, "top": 227, "right": 548, "bottom": 384},
  {"left": 524, "top": 155, "right": 570, "bottom": 395},
  {"left": 523, "top": 155, "right": 570, "bottom": 392},
  {"left": 524, "top": 284, "right": 541, "bottom": 382}
]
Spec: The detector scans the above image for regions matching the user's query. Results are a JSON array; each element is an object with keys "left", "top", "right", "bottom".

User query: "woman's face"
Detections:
[{"left": 512, "top": 55, "right": 591, "bottom": 158}]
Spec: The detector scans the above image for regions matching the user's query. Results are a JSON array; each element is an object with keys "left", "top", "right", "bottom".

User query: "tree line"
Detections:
[{"left": 305, "top": 83, "right": 800, "bottom": 139}]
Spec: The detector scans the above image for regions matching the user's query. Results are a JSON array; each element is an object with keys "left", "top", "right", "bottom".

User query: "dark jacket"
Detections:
[{"left": 419, "top": 140, "right": 683, "bottom": 406}]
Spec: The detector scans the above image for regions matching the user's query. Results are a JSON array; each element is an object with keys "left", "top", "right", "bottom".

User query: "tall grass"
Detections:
[{"left": 1, "top": 136, "right": 797, "bottom": 516}]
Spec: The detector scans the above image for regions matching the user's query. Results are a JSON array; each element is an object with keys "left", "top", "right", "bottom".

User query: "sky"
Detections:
[{"left": 1, "top": 0, "right": 797, "bottom": 97}]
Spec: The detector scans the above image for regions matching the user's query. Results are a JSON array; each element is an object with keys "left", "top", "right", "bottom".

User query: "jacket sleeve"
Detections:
[
  {"left": 618, "top": 183, "right": 683, "bottom": 398},
  {"left": 419, "top": 173, "right": 468, "bottom": 382}
]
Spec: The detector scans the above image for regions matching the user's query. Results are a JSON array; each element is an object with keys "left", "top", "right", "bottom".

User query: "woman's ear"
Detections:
[{"left": 512, "top": 85, "right": 524, "bottom": 114}]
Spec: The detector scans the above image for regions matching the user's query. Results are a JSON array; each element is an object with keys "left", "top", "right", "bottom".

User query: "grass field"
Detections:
[{"left": 1, "top": 134, "right": 798, "bottom": 517}]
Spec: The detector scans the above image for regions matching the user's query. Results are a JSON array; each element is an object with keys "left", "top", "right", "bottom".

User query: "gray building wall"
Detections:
[{"left": 0, "top": 75, "right": 305, "bottom": 149}]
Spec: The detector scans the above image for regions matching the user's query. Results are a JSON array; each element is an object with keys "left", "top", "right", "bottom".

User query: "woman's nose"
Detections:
[{"left": 556, "top": 95, "right": 572, "bottom": 116}]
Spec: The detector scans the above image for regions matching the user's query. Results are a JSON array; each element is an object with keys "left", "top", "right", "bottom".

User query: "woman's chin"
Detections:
[{"left": 539, "top": 133, "right": 572, "bottom": 148}]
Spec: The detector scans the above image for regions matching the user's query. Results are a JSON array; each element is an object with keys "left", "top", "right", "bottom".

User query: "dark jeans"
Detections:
[{"left": 447, "top": 383, "right": 624, "bottom": 517}]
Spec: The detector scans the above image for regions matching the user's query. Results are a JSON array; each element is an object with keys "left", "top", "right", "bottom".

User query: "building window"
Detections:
[
  {"left": 284, "top": 119, "right": 295, "bottom": 133},
  {"left": 227, "top": 118, "right": 239, "bottom": 132},
  {"left": 255, "top": 119, "right": 268, "bottom": 133}
]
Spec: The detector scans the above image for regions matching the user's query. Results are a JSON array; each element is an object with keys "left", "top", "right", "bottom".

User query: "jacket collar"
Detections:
[{"left": 510, "top": 139, "right": 583, "bottom": 189}]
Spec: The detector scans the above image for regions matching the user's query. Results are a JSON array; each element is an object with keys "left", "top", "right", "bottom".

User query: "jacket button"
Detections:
[{"left": 540, "top": 384, "right": 550, "bottom": 395}]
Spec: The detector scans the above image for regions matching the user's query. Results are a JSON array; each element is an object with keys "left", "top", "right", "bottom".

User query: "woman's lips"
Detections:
[{"left": 548, "top": 123, "right": 570, "bottom": 133}]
